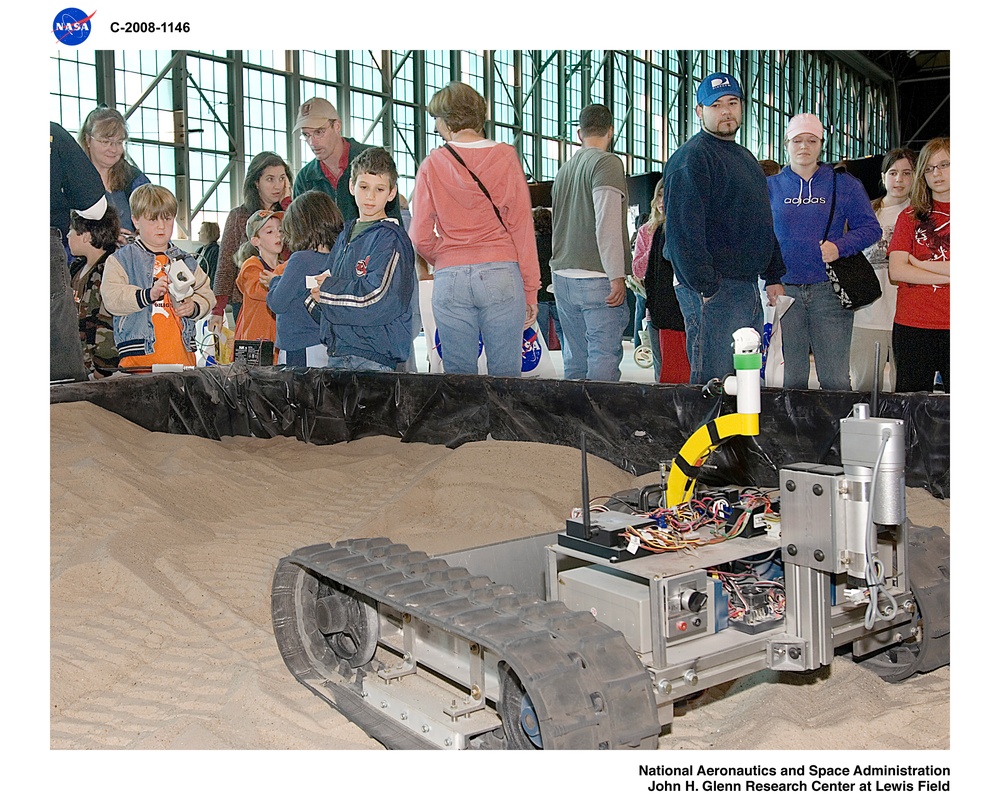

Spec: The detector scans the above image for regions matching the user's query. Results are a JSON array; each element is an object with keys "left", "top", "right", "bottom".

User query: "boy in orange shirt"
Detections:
[
  {"left": 234, "top": 210, "right": 285, "bottom": 349},
  {"left": 101, "top": 184, "right": 214, "bottom": 370}
]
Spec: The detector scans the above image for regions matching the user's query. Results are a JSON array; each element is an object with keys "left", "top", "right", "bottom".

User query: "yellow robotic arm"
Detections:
[
  {"left": 665, "top": 412, "right": 759, "bottom": 507},
  {"left": 665, "top": 329, "right": 762, "bottom": 508}
]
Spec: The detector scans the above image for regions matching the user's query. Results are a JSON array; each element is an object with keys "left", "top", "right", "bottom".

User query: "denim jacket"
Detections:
[{"left": 101, "top": 241, "right": 214, "bottom": 358}]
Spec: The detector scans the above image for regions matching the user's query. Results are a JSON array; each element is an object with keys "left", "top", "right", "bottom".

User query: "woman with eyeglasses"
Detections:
[
  {"left": 77, "top": 107, "right": 150, "bottom": 240},
  {"left": 209, "top": 151, "right": 293, "bottom": 334},
  {"left": 849, "top": 147, "right": 918, "bottom": 392},
  {"left": 887, "top": 137, "right": 950, "bottom": 393}
]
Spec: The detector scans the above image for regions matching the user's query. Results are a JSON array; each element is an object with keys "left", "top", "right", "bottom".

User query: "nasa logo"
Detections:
[
  {"left": 759, "top": 321, "right": 773, "bottom": 379},
  {"left": 522, "top": 327, "right": 542, "bottom": 373},
  {"left": 432, "top": 329, "right": 484, "bottom": 363},
  {"left": 52, "top": 8, "right": 95, "bottom": 45}
]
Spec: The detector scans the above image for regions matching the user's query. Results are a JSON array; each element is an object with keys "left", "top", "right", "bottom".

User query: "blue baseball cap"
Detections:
[{"left": 697, "top": 72, "right": 743, "bottom": 106}]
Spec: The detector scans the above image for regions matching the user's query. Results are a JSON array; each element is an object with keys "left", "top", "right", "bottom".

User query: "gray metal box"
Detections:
[
  {"left": 779, "top": 463, "right": 845, "bottom": 571},
  {"left": 558, "top": 565, "right": 652, "bottom": 656}
]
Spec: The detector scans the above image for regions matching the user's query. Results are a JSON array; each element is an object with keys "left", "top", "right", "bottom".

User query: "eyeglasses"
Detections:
[
  {"left": 91, "top": 137, "right": 125, "bottom": 147},
  {"left": 301, "top": 123, "right": 337, "bottom": 141},
  {"left": 923, "top": 161, "right": 950, "bottom": 175}
]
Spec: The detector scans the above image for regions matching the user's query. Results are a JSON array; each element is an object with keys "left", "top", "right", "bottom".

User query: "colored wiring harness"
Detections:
[{"left": 605, "top": 488, "right": 780, "bottom": 554}]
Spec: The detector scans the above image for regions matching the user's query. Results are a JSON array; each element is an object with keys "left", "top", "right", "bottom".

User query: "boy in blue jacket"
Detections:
[{"left": 308, "top": 148, "right": 414, "bottom": 372}]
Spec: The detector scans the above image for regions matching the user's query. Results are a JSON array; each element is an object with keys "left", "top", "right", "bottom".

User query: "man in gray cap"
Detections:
[
  {"left": 661, "top": 72, "right": 785, "bottom": 384},
  {"left": 292, "top": 97, "right": 400, "bottom": 227}
]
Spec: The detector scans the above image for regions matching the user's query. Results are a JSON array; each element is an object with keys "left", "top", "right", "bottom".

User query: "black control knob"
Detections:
[{"left": 680, "top": 589, "right": 708, "bottom": 613}]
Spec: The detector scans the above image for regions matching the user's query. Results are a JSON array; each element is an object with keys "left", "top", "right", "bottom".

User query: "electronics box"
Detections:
[
  {"left": 234, "top": 340, "right": 275, "bottom": 367},
  {"left": 558, "top": 565, "right": 652, "bottom": 656}
]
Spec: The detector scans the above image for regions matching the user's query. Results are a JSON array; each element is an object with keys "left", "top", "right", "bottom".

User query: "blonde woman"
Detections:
[
  {"left": 630, "top": 181, "right": 662, "bottom": 371},
  {"left": 78, "top": 106, "right": 150, "bottom": 238},
  {"left": 888, "top": 137, "right": 950, "bottom": 392},
  {"left": 632, "top": 179, "right": 689, "bottom": 382}
]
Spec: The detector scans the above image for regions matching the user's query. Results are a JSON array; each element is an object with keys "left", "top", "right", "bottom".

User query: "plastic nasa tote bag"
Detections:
[
  {"left": 762, "top": 293, "right": 794, "bottom": 388},
  {"left": 418, "top": 280, "right": 555, "bottom": 377}
]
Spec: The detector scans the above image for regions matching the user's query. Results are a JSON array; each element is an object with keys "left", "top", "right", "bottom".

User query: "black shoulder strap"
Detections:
[
  {"left": 443, "top": 143, "right": 508, "bottom": 232},
  {"left": 822, "top": 170, "right": 839, "bottom": 242}
]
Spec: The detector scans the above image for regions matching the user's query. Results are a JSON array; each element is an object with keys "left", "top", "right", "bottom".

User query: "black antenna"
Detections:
[
  {"left": 870, "top": 341, "right": 881, "bottom": 412},
  {"left": 580, "top": 430, "right": 592, "bottom": 539}
]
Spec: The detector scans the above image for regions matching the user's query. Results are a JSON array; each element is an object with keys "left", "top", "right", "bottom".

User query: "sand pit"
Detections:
[{"left": 50, "top": 401, "right": 951, "bottom": 768}]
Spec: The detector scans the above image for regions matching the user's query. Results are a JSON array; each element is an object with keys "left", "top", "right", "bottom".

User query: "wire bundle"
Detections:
[
  {"left": 592, "top": 487, "right": 780, "bottom": 554},
  {"left": 710, "top": 554, "right": 785, "bottom": 625},
  {"left": 613, "top": 498, "right": 730, "bottom": 553}
]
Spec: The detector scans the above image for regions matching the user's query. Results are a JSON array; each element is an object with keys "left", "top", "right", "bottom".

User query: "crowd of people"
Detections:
[
  {"left": 639, "top": 72, "right": 949, "bottom": 393},
  {"left": 49, "top": 74, "right": 949, "bottom": 393}
]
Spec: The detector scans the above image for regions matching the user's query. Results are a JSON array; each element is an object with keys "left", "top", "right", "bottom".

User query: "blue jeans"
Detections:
[
  {"left": 694, "top": 278, "right": 763, "bottom": 385},
  {"left": 632, "top": 293, "right": 647, "bottom": 346},
  {"left": 649, "top": 323, "right": 662, "bottom": 378},
  {"left": 674, "top": 282, "right": 702, "bottom": 380},
  {"left": 552, "top": 273, "right": 630, "bottom": 381},
  {"left": 327, "top": 354, "right": 395, "bottom": 373},
  {"left": 536, "top": 300, "right": 562, "bottom": 347},
  {"left": 432, "top": 261, "right": 525, "bottom": 377},
  {"left": 781, "top": 282, "right": 853, "bottom": 390}
]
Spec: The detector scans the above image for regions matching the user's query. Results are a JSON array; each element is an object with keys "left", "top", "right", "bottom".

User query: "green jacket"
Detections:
[{"left": 292, "top": 137, "right": 402, "bottom": 228}]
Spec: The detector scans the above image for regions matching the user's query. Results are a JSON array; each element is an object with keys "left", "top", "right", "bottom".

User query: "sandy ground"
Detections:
[{"left": 49, "top": 401, "right": 953, "bottom": 785}]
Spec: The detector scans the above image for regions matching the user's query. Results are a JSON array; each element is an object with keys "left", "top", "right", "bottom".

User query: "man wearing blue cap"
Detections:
[{"left": 661, "top": 72, "right": 785, "bottom": 384}]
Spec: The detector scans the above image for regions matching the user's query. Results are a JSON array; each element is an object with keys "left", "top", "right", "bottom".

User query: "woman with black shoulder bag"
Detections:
[{"left": 768, "top": 113, "right": 882, "bottom": 390}]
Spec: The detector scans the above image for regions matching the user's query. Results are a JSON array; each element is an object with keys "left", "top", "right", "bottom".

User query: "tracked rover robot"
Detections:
[{"left": 271, "top": 329, "right": 949, "bottom": 750}]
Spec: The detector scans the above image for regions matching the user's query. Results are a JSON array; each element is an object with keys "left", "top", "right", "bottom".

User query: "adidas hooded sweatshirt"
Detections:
[{"left": 767, "top": 163, "right": 881, "bottom": 285}]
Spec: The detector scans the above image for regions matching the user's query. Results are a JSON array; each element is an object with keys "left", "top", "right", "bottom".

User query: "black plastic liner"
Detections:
[{"left": 51, "top": 366, "right": 950, "bottom": 499}]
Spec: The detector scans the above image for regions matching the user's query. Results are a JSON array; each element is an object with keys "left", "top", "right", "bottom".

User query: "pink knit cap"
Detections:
[{"left": 785, "top": 113, "right": 824, "bottom": 140}]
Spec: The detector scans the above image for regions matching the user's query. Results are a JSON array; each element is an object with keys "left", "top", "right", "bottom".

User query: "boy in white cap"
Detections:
[
  {"left": 661, "top": 72, "right": 786, "bottom": 384},
  {"left": 291, "top": 97, "right": 402, "bottom": 228}
]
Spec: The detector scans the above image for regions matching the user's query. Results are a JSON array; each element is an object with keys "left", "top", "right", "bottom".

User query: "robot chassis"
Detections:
[{"left": 271, "top": 330, "right": 949, "bottom": 750}]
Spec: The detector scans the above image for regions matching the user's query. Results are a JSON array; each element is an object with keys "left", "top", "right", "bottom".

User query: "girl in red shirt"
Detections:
[{"left": 888, "top": 137, "right": 950, "bottom": 392}]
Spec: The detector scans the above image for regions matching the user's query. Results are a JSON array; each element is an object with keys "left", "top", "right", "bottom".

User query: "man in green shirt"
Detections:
[
  {"left": 549, "top": 104, "right": 632, "bottom": 381},
  {"left": 292, "top": 97, "right": 401, "bottom": 228}
]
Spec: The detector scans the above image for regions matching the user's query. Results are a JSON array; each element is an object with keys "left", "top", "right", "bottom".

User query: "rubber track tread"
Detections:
[{"left": 273, "top": 537, "right": 659, "bottom": 749}]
